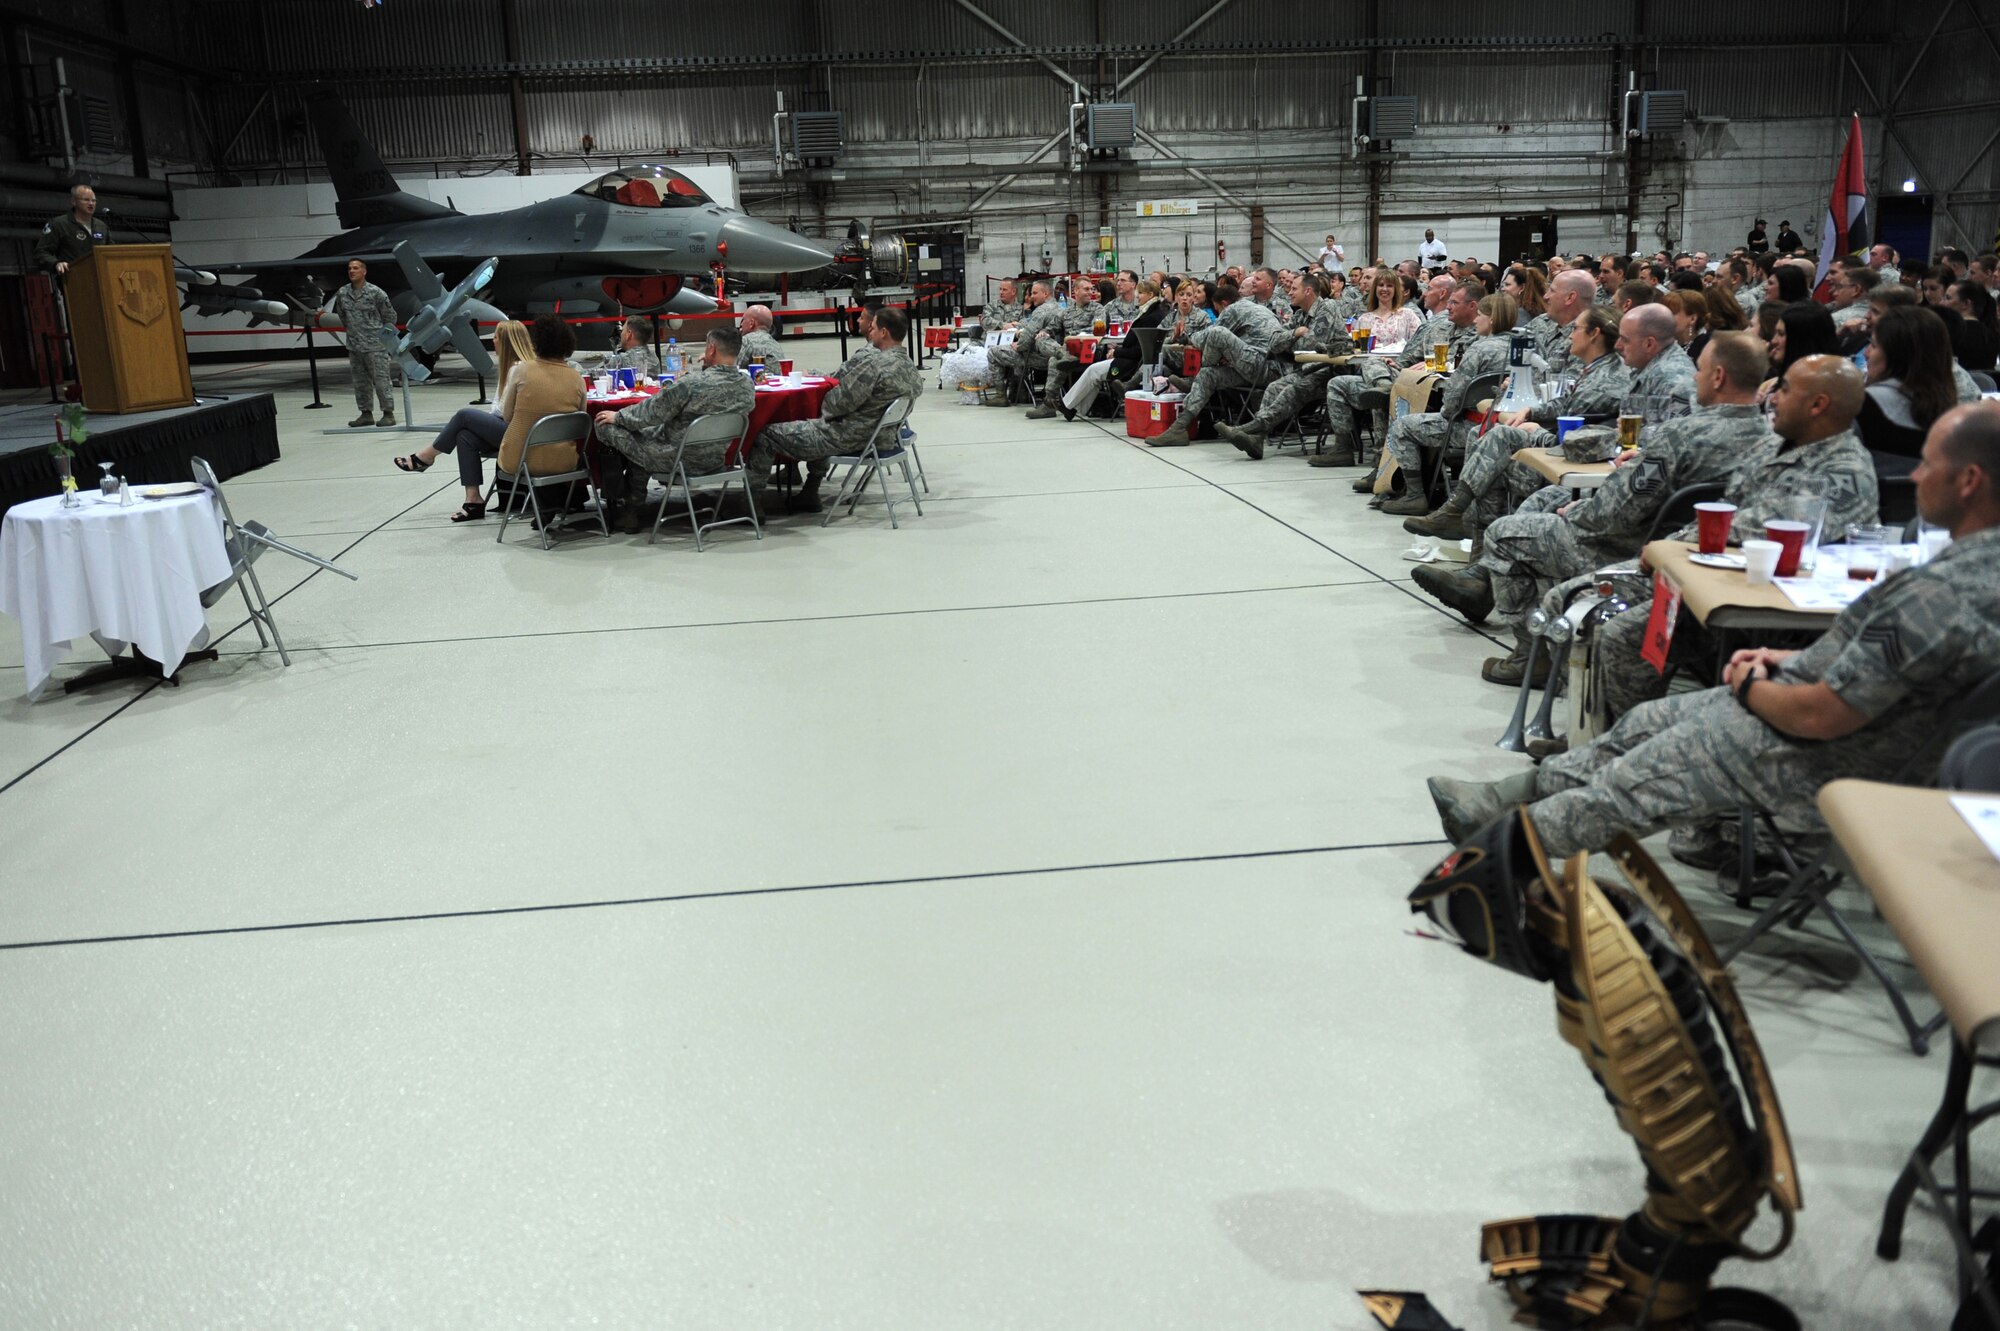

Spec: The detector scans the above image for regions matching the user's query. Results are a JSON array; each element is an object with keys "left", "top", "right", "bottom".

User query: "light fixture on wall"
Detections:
[{"left": 1902, "top": 178, "right": 1917, "bottom": 193}]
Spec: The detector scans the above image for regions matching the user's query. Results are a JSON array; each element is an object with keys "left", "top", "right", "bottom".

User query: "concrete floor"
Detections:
[{"left": 0, "top": 345, "right": 1978, "bottom": 1328}]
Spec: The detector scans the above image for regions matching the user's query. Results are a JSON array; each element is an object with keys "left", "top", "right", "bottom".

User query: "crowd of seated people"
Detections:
[{"left": 974, "top": 232, "right": 2000, "bottom": 907}]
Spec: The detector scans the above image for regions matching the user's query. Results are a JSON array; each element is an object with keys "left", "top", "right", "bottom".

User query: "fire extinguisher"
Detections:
[{"left": 1215, "top": 239, "right": 1227, "bottom": 269}]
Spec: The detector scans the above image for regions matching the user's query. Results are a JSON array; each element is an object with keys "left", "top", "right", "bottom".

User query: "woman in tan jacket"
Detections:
[{"left": 392, "top": 314, "right": 586, "bottom": 522}]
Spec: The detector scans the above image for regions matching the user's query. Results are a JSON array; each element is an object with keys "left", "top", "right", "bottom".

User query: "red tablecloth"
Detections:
[{"left": 587, "top": 376, "right": 836, "bottom": 468}]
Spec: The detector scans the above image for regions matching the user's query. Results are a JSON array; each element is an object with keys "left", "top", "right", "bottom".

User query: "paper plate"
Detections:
[
  {"left": 1688, "top": 552, "right": 1746, "bottom": 569},
  {"left": 139, "top": 482, "right": 206, "bottom": 499}
]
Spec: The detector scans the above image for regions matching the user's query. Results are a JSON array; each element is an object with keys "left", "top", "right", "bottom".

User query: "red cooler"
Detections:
[{"left": 1125, "top": 391, "right": 1182, "bottom": 439}]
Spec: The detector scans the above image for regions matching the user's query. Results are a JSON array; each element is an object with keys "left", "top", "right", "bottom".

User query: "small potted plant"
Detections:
[{"left": 50, "top": 403, "right": 87, "bottom": 507}]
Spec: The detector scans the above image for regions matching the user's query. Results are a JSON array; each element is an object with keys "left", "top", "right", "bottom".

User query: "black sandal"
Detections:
[
  {"left": 394, "top": 453, "right": 433, "bottom": 473},
  {"left": 450, "top": 502, "right": 486, "bottom": 522}
]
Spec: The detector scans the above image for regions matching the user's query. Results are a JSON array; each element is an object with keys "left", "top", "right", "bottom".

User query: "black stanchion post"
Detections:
[
  {"left": 836, "top": 305, "right": 849, "bottom": 362},
  {"left": 471, "top": 372, "right": 491, "bottom": 406},
  {"left": 302, "top": 323, "right": 331, "bottom": 410}
]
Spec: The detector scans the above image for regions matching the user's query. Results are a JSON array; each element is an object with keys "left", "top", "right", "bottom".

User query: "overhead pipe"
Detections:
[
  {"left": 0, "top": 162, "right": 172, "bottom": 200},
  {"left": 0, "top": 187, "right": 172, "bottom": 220}
]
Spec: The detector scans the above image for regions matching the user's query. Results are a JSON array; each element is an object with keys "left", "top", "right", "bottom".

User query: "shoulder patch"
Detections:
[
  {"left": 1627, "top": 458, "right": 1669, "bottom": 495},
  {"left": 1857, "top": 624, "right": 1907, "bottom": 670}
]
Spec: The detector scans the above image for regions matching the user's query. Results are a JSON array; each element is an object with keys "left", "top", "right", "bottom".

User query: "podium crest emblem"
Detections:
[{"left": 116, "top": 269, "right": 166, "bottom": 327}]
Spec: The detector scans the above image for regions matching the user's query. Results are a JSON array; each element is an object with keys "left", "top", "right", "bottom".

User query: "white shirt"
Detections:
[
  {"left": 1417, "top": 238, "right": 1448, "bottom": 266},
  {"left": 1317, "top": 243, "right": 1345, "bottom": 267}
]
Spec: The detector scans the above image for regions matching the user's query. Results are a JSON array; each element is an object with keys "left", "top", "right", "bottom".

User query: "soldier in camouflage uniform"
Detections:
[
  {"left": 750, "top": 306, "right": 924, "bottom": 514},
  {"left": 1402, "top": 306, "right": 1632, "bottom": 541},
  {"left": 593, "top": 326, "right": 758, "bottom": 531},
  {"left": 1429, "top": 402, "right": 2000, "bottom": 861},
  {"left": 735, "top": 306, "right": 786, "bottom": 373},
  {"left": 987, "top": 281, "right": 1064, "bottom": 400},
  {"left": 1327, "top": 270, "right": 1366, "bottom": 322},
  {"left": 1247, "top": 267, "right": 1292, "bottom": 326},
  {"left": 1313, "top": 276, "right": 1468, "bottom": 468},
  {"left": 1145, "top": 289, "right": 1284, "bottom": 446},
  {"left": 983, "top": 279, "right": 1025, "bottom": 331},
  {"left": 1157, "top": 281, "right": 1214, "bottom": 365},
  {"left": 321, "top": 258, "right": 399, "bottom": 427},
  {"left": 1378, "top": 293, "right": 1520, "bottom": 514},
  {"left": 1530, "top": 269, "right": 1598, "bottom": 379},
  {"left": 589, "top": 316, "right": 664, "bottom": 378},
  {"left": 1102, "top": 271, "right": 1141, "bottom": 324},
  {"left": 1214, "top": 273, "right": 1353, "bottom": 458},
  {"left": 1584, "top": 356, "right": 1882, "bottom": 718},
  {"left": 1045, "top": 278, "right": 1111, "bottom": 400},
  {"left": 1551, "top": 304, "right": 1699, "bottom": 464},
  {"left": 1412, "top": 337, "right": 1779, "bottom": 682}
]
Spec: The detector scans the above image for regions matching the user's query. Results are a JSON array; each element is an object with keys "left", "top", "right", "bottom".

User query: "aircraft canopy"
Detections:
[{"left": 575, "top": 167, "right": 712, "bottom": 209}]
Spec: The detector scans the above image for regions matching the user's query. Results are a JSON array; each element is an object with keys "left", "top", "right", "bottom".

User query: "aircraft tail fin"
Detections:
[{"left": 305, "top": 85, "right": 458, "bottom": 229}]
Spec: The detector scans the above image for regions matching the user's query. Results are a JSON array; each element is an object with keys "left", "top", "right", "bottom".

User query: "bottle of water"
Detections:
[{"left": 664, "top": 338, "right": 682, "bottom": 379}]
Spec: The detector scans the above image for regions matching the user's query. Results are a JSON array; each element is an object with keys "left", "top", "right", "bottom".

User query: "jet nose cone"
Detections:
[{"left": 718, "top": 215, "right": 836, "bottom": 274}]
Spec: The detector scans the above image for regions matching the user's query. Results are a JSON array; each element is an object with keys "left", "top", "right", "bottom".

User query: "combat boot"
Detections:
[
  {"left": 1480, "top": 630, "right": 1557, "bottom": 688},
  {"left": 1166, "top": 374, "right": 1193, "bottom": 393},
  {"left": 1379, "top": 489, "right": 1432, "bottom": 516},
  {"left": 377, "top": 408, "right": 396, "bottom": 427},
  {"left": 788, "top": 476, "right": 824, "bottom": 514},
  {"left": 1427, "top": 769, "right": 1541, "bottom": 845},
  {"left": 348, "top": 413, "right": 375, "bottom": 427},
  {"left": 1411, "top": 562, "right": 1494, "bottom": 625},
  {"left": 1309, "top": 440, "right": 1359, "bottom": 467},
  {"left": 1025, "top": 404, "right": 1058, "bottom": 419},
  {"left": 1351, "top": 467, "right": 1380, "bottom": 492},
  {"left": 1147, "top": 416, "right": 1193, "bottom": 447},
  {"left": 1402, "top": 481, "right": 1474, "bottom": 539}
]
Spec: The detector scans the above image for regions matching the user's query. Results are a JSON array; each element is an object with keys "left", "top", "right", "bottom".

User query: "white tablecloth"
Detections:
[{"left": 0, "top": 490, "right": 233, "bottom": 700}]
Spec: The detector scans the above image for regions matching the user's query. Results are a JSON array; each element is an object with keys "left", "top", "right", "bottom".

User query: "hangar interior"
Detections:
[{"left": 2, "top": 3, "right": 1999, "bottom": 1329}]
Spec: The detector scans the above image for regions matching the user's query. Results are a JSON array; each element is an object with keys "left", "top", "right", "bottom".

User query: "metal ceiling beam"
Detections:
[
  {"left": 1134, "top": 127, "right": 1318, "bottom": 265},
  {"left": 967, "top": 127, "right": 1070, "bottom": 214},
  {"left": 945, "top": 0, "right": 1078, "bottom": 92},
  {"left": 1116, "top": 0, "right": 1236, "bottom": 93},
  {"left": 1887, "top": 0, "right": 1955, "bottom": 112},
  {"left": 0, "top": 4, "right": 232, "bottom": 80},
  {"left": 1844, "top": 51, "right": 1976, "bottom": 250}
]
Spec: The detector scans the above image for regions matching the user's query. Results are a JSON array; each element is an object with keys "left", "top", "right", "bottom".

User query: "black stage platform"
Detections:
[{"left": 0, "top": 394, "right": 280, "bottom": 514}]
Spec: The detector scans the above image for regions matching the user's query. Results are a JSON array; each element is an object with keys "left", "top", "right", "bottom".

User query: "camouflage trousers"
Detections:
[
  {"left": 750, "top": 418, "right": 869, "bottom": 478},
  {"left": 1184, "top": 326, "right": 1278, "bottom": 417},
  {"left": 1323, "top": 357, "right": 1396, "bottom": 445},
  {"left": 349, "top": 344, "right": 395, "bottom": 414},
  {"left": 988, "top": 335, "right": 1061, "bottom": 392},
  {"left": 1251, "top": 365, "right": 1335, "bottom": 430},
  {"left": 1481, "top": 510, "right": 1594, "bottom": 627},
  {"left": 1456, "top": 424, "right": 1563, "bottom": 537},
  {"left": 597, "top": 428, "right": 742, "bottom": 506},
  {"left": 1527, "top": 684, "right": 1862, "bottom": 859},
  {"left": 1384, "top": 412, "right": 1479, "bottom": 482}
]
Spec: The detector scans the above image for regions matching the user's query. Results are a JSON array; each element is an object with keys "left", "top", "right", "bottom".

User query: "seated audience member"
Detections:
[
  {"left": 984, "top": 278, "right": 1025, "bottom": 330},
  {"left": 393, "top": 316, "right": 584, "bottom": 523},
  {"left": 987, "top": 280, "right": 1065, "bottom": 398},
  {"left": 1543, "top": 355, "right": 1881, "bottom": 720},
  {"left": 1414, "top": 333, "right": 1776, "bottom": 683},
  {"left": 1827, "top": 267, "right": 1880, "bottom": 332},
  {"left": 1401, "top": 305, "right": 1631, "bottom": 541},
  {"left": 1704, "top": 279, "right": 1748, "bottom": 332},
  {"left": 749, "top": 306, "right": 923, "bottom": 514},
  {"left": 1313, "top": 275, "right": 1470, "bottom": 467},
  {"left": 1159, "top": 277, "right": 1216, "bottom": 359},
  {"left": 1764, "top": 263, "right": 1811, "bottom": 306},
  {"left": 736, "top": 305, "right": 786, "bottom": 371},
  {"left": 1043, "top": 278, "right": 1112, "bottom": 400},
  {"left": 1757, "top": 301, "right": 1839, "bottom": 404},
  {"left": 1502, "top": 265, "right": 1548, "bottom": 329},
  {"left": 592, "top": 325, "right": 758, "bottom": 532},
  {"left": 1859, "top": 305, "right": 1965, "bottom": 460},
  {"left": 1867, "top": 242, "right": 1902, "bottom": 285},
  {"left": 1215, "top": 271, "right": 1355, "bottom": 456},
  {"left": 1663, "top": 289, "right": 1710, "bottom": 366},
  {"left": 1376, "top": 292, "right": 1518, "bottom": 514},
  {"left": 1428, "top": 401, "right": 2000, "bottom": 861},
  {"left": 1530, "top": 270, "right": 1597, "bottom": 375},
  {"left": 589, "top": 316, "right": 662, "bottom": 377},
  {"left": 1144, "top": 281, "right": 1285, "bottom": 446},
  {"left": 1614, "top": 279, "right": 1658, "bottom": 313},
  {"left": 1043, "top": 279, "right": 1169, "bottom": 421},
  {"left": 1356, "top": 269, "right": 1423, "bottom": 347},
  {"left": 1948, "top": 278, "right": 1999, "bottom": 374},
  {"left": 1104, "top": 270, "right": 1142, "bottom": 324},
  {"left": 1920, "top": 265, "right": 1955, "bottom": 308}
]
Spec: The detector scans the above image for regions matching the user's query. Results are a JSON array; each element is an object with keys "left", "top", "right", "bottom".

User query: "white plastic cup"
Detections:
[
  {"left": 1742, "top": 539, "right": 1782, "bottom": 585},
  {"left": 1884, "top": 547, "right": 1917, "bottom": 577}
]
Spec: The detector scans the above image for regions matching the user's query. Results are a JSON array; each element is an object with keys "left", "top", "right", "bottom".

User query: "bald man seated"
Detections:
[{"left": 737, "top": 305, "right": 785, "bottom": 373}]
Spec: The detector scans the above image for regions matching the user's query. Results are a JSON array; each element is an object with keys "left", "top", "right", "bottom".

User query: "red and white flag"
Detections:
[{"left": 1814, "top": 113, "right": 1869, "bottom": 300}]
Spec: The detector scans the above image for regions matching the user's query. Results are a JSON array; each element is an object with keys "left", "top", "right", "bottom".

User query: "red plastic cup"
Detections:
[
  {"left": 1694, "top": 501, "right": 1736, "bottom": 555},
  {"left": 779, "top": 359, "right": 794, "bottom": 376},
  {"left": 1764, "top": 520, "right": 1810, "bottom": 577}
]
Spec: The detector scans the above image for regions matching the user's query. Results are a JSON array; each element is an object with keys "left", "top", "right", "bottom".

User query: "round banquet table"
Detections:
[{"left": 0, "top": 488, "right": 234, "bottom": 700}]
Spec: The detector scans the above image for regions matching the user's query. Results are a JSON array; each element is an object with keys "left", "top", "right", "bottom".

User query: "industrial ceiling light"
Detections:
[{"left": 1902, "top": 178, "right": 1918, "bottom": 193}]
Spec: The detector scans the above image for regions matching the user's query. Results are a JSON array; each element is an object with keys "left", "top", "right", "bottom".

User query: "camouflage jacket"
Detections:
[
  {"left": 1163, "top": 306, "right": 1214, "bottom": 348},
  {"left": 1440, "top": 333, "right": 1514, "bottom": 420},
  {"left": 1677, "top": 426, "right": 1880, "bottom": 544},
  {"left": 1213, "top": 298, "right": 1284, "bottom": 355},
  {"left": 1060, "top": 298, "right": 1103, "bottom": 335},
  {"left": 327, "top": 281, "right": 397, "bottom": 341},
  {"left": 1392, "top": 313, "right": 1472, "bottom": 371},
  {"left": 1568, "top": 403, "right": 1773, "bottom": 559},
  {"left": 1622, "top": 342, "right": 1698, "bottom": 425},
  {"left": 1771, "top": 526, "right": 2000, "bottom": 779},
  {"left": 1290, "top": 298, "right": 1354, "bottom": 358},
  {"left": 599, "top": 363, "right": 756, "bottom": 466},
  {"left": 1526, "top": 352, "right": 1632, "bottom": 428},
  {"left": 738, "top": 330, "right": 785, "bottom": 370},
  {"left": 1103, "top": 298, "right": 1140, "bottom": 323},
  {"left": 592, "top": 344, "right": 663, "bottom": 376},
  {"left": 984, "top": 298, "right": 1025, "bottom": 328},
  {"left": 822, "top": 344, "right": 925, "bottom": 445},
  {"left": 1017, "top": 300, "right": 1067, "bottom": 350}
]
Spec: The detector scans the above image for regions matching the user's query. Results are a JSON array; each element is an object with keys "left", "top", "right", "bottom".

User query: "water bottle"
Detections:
[{"left": 664, "top": 338, "right": 682, "bottom": 379}]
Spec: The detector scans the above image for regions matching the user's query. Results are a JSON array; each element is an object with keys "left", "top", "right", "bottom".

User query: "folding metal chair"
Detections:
[
  {"left": 190, "top": 455, "right": 358, "bottom": 669},
  {"left": 492, "top": 411, "right": 604, "bottom": 549},
  {"left": 1420, "top": 369, "right": 1508, "bottom": 502},
  {"left": 1720, "top": 668, "right": 2000, "bottom": 1054},
  {"left": 822, "top": 397, "right": 920, "bottom": 529},
  {"left": 647, "top": 410, "right": 760, "bottom": 551}
]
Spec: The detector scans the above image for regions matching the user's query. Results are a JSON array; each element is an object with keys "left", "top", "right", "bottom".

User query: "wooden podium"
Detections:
[{"left": 64, "top": 244, "right": 194, "bottom": 413}]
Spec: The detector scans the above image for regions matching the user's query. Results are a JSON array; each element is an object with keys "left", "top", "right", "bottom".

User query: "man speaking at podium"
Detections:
[{"left": 33, "top": 184, "right": 106, "bottom": 277}]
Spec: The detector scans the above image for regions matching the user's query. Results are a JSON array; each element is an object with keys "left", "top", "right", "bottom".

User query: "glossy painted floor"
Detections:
[{"left": 0, "top": 347, "right": 1976, "bottom": 1328}]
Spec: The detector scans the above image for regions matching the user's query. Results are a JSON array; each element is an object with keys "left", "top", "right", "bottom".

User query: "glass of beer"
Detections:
[
  {"left": 1092, "top": 315, "right": 1106, "bottom": 336},
  {"left": 1844, "top": 524, "right": 1892, "bottom": 580},
  {"left": 1432, "top": 342, "right": 1449, "bottom": 370},
  {"left": 1616, "top": 414, "right": 1644, "bottom": 451}
]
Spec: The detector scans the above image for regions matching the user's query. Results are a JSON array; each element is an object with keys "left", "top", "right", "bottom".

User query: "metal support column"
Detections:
[{"left": 499, "top": 0, "right": 532, "bottom": 176}]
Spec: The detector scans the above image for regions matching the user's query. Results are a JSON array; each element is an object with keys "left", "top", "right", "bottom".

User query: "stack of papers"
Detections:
[{"left": 1950, "top": 796, "right": 2000, "bottom": 863}]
